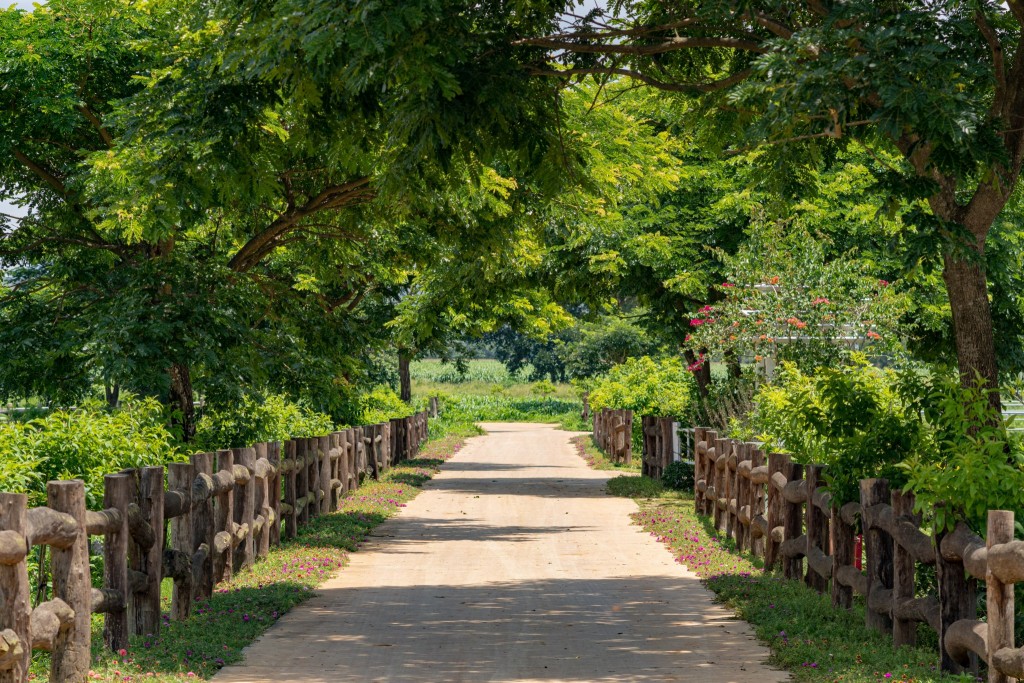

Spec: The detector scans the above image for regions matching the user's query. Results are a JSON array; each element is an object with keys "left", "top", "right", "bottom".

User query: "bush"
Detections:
[
  {"left": 194, "top": 393, "right": 335, "bottom": 451},
  {"left": 587, "top": 356, "right": 692, "bottom": 417},
  {"left": 359, "top": 385, "right": 413, "bottom": 424},
  {"left": 531, "top": 379, "right": 556, "bottom": 396},
  {"left": 661, "top": 460, "right": 694, "bottom": 491},
  {"left": 0, "top": 396, "right": 178, "bottom": 507}
]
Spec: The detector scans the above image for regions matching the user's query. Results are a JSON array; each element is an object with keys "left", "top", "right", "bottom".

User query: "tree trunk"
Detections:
[
  {"left": 104, "top": 383, "right": 120, "bottom": 408},
  {"left": 168, "top": 363, "right": 196, "bottom": 442},
  {"left": 684, "top": 349, "right": 711, "bottom": 399},
  {"left": 398, "top": 353, "right": 411, "bottom": 404},
  {"left": 942, "top": 250, "right": 1002, "bottom": 415},
  {"left": 725, "top": 350, "right": 742, "bottom": 380}
]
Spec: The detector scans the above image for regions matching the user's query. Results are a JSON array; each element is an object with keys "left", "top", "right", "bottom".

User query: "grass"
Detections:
[
  {"left": 41, "top": 434, "right": 468, "bottom": 682},
  {"left": 568, "top": 434, "right": 967, "bottom": 683},
  {"left": 570, "top": 434, "right": 641, "bottom": 473},
  {"left": 428, "top": 393, "right": 588, "bottom": 437},
  {"left": 411, "top": 358, "right": 578, "bottom": 400}
]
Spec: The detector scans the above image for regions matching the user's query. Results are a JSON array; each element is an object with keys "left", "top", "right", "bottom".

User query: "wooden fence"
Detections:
[
  {"left": 640, "top": 416, "right": 675, "bottom": 479},
  {"left": 0, "top": 411, "right": 430, "bottom": 683},
  {"left": 690, "top": 425, "right": 1024, "bottom": 679},
  {"left": 592, "top": 408, "right": 632, "bottom": 464}
]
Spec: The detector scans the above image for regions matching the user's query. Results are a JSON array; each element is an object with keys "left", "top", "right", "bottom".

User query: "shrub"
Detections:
[
  {"left": 587, "top": 356, "right": 692, "bottom": 417},
  {"left": 359, "top": 385, "right": 413, "bottom": 424},
  {"left": 531, "top": 379, "right": 556, "bottom": 396},
  {"left": 0, "top": 396, "right": 178, "bottom": 507},
  {"left": 194, "top": 393, "right": 334, "bottom": 451},
  {"left": 661, "top": 460, "right": 694, "bottom": 491}
]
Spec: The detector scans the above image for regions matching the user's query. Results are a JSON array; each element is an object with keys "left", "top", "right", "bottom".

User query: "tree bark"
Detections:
[
  {"left": 168, "top": 363, "right": 196, "bottom": 442},
  {"left": 684, "top": 349, "right": 711, "bottom": 399},
  {"left": 942, "top": 249, "right": 1002, "bottom": 415},
  {"left": 398, "top": 353, "right": 411, "bottom": 403},
  {"left": 104, "top": 383, "right": 120, "bottom": 408}
]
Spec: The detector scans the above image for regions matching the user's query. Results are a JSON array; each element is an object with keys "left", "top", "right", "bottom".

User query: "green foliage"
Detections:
[
  {"left": 561, "top": 315, "right": 663, "bottom": 379},
  {"left": 587, "top": 356, "right": 692, "bottom": 418},
  {"left": 751, "top": 361, "right": 919, "bottom": 506},
  {"left": 193, "top": 394, "right": 335, "bottom": 452},
  {"left": 661, "top": 461, "right": 695, "bottom": 491},
  {"left": 606, "top": 475, "right": 664, "bottom": 498},
  {"left": 410, "top": 359, "right": 531, "bottom": 385},
  {"left": 898, "top": 375, "right": 1024, "bottom": 533},
  {"left": 430, "top": 393, "right": 583, "bottom": 439},
  {"left": 530, "top": 379, "right": 556, "bottom": 396},
  {"left": 0, "top": 396, "right": 177, "bottom": 507},
  {"left": 359, "top": 386, "right": 413, "bottom": 425}
]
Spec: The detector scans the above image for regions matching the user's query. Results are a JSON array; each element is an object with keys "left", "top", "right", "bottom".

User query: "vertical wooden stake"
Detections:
[
  {"left": 213, "top": 450, "right": 234, "bottom": 584},
  {"left": 47, "top": 480, "right": 90, "bottom": 682},
  {"left": 284, "top": 440, "right": 298, "bottom": 540},
  {"left": 190, "top": 452, "right": 214, "bottom": 602},
  {"left": 936, "top": 507, "right": 977, "bottom": 675},
  {"left": 0, "top": 493, "right": 31, "bottom": 683},
  {"left": 295, "top": 439, "right": 309, "bottom": 527},
  {"left": 805, "top": 464, "right": 828, "bottom": 593},
  {"left": 987, "top": 510, "right": 1014, "bottom": 683},
  {"left": 860, "top": 478, "right": 893, "bottom": 634},
  {"left": 129, "top": 466, "right": 164, "bottom": 637},
  {"left": 168, "top": 463, "right": 193, "bottom": 620},
  {"left": 764, "top": 452, "right": 786, "bottom": 572},
  {"left": 892, "top": 490, "right": 919, "bottom": 646},
  {"left": 253, "top": 443, "right": 268, "bottom": 559},
  {"left": 749, "top": 445, "right": 766, "bottom": 558},
  {"left": 831, "top": 497, "right": 855, "bottom": 610},
  {"left": 268, "top": 441, "right": 282, "bottom": 547},
  {"left": 782, "top": 460, "right": 804, "bottom": 581},
  {"left": 235, "top": 448, "right": 256, "bottom": 572},
  {"left": 103, "top": 473, "right": 132, "bottom": 653},
  {"left": 319, "top": 435, "right": 332, "bottom": 515}
]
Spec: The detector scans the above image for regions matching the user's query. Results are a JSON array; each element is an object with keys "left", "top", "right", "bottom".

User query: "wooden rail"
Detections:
[
  {"left": 640, "top": 416, "right": 675, "bottom": 479},
  {"left": 688, "top": 425, "right": 1013, "bottom": 677},
  {"left": 592, "top": 408, "right": 633, "bottom": 464},
  {"left": 0, "top": 411, "right": 431, "bottom": 683}
]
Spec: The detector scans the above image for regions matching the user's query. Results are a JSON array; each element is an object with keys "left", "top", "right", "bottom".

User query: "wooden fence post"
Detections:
[
  {"left": 253, "top": 443, "right": 270, "bottom": 558},
  {"left": 804, "top": 464, "right": 829, "bottom": 593},
  {"left": 764, "top": 452, "right": 786, "bottom": 572},
  {"left": 892, "top": 490, "right": 918, "bottom": 647},
  {"left": 284, "top": 440, "right": 298, "bottom": 540},
  {"left": 213, "top": 450, "right": 234, "bottom": 584},
  {"left": 861, "top": 478, "right": 893, "bottom": 634},
  {"left": 935, "top": 506, "right": 977, "bottom": 674},
  {"left": 715, "top": 438, "right": 729, "bottom": 533},
  {"left": 693, "top": 427, "right": 706, "bottom": 513},
  {"left": 306, "top": 437, "right": 320, "bottom": 520},
  {"left": 987, "top": 510, "right": 1014, "bottom": 683},
  {"left": 235, "top": 448, "right": 256, "bottom": 572},
  {"left": 128, "top": 466, "right": 165, "bottom": 636},
  {"left": 269, "top": 441, "right": 282, "bottom": 547},
  {"left": 168, "top": 463, "right": 193, "bottom": 620},
  {"left": 319, "top": 436, "right": 332, "bottom": 516},
  {"left": 0, "top": 493, "right": 31, "bottom": 683},
  {"left": 731, "top": 441, "right": 744, "bottom": 550},
  {"left": 103, "top": 473, "right": 132, "bottom": 653},
  {"left": 782, "top": 459, "right": 804, "bottom": 581},
  {"left": 295, "top": 439, "right": 309, "bottom": 527},
  {"left": 831, "top": 499, "right": 856, "bottom": 609},
  {"left": 623, "top": 410, "right": 633, "bottom": 464},
  {"left": 190, "top": 452, "right": 214, "bottom": 601},
  {"left": 660, "top": 418, "right": 673, "bottom": 476},
  {"left": 749, "top": 445, "right": 766, "bottom": 558},
  {"left": 704, "top": 430, "right": 718, "bottom": 518},
  {"left": 47, "top": 480, "right": 90, "bottom": 682}
]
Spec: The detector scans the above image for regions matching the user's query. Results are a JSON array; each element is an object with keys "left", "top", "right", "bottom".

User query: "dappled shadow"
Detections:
[
  {"left": 423, "top": 474, "right": 615, "bottom": 499},
  {"left": 366, "top": 516, "right": 598, "bottom": 550},
  {"left": 216, "top": 576, "right": 779, "bottom": 682}
]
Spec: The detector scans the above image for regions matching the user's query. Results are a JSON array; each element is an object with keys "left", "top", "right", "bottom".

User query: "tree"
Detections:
[{"left": 517, "top": 1, "right": 1024, "bottom": 411}]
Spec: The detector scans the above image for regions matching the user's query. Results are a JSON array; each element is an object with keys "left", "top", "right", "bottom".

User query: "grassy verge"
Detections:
[
  {"left": 569, "top": 433, "right": 964, "bottom": 683},
  {"left": 630, "top": 498, "right": 966, "bottom": 683},
  {"left": 428, "top": 394, "right": 588, "bottom": 437},
  {"left": 570, "top": 434, "right": 641, "bottom": 473},
  {"left": 58, "top": 434, "right": 467, "bottom": 682}
]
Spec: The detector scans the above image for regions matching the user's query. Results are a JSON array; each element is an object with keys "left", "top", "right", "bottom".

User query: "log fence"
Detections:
[
  {"left": 592, "top": 408, "right": 632, "bottom": 464},
  {"left": 688, "top": 424, "right": 1024, "bottom": 679},
  {"left": 0, "top": 411, "right": 430, "bottom": 683}
]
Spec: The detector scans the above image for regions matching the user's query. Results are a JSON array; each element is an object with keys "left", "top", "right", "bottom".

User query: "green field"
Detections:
[{"left": 411, "top": 359, "right": 578, "bottom": 400}]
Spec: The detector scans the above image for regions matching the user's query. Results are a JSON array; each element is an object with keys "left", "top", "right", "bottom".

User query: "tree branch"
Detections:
[
  {"left": 76, "top": 105, "right": 114, "bottom": 149},
  {"left": 528, "top": 66, "right": 753, "bottom": 93},
  {"left": 975, "top": 9, "right": 1006, "bottom": 117},
  {"left": 519, "top": 35, "right": 769, "bottom": 56},
  {"left": 12, "top": 149, "right": 69, "bottom": 197}
]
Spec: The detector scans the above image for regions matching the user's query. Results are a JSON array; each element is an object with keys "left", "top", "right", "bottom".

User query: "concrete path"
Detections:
[{"left": 214, "top": 423, "right": 787, "bottom": 683}]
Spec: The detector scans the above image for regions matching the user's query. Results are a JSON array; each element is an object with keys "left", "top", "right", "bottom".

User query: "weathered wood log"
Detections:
[
  {"left": 0, "top": 630, "right": 24, "bottom": 675},
  {"left": 832, "top": 496, "right": 857, "bottom": 610},
  {"left": 985, "top": 539, "right": 1024, "bottom": 584},
  {"left": 85, "top": 509, "right": 122, "bottom": 536},
  {"left": 319, "top": 435, "right": 332, "bottom": 515},
  {"left": 46, "top": 479, "right": 90, "bottom": 681},
  {"left": 234, "top": 447, "right": 256, "bottom": 573},
  {"left": 781, "top": 460, "right": 804, "bottom": 580},
  {"left": 129, "top": 466, "right": 164, "bottom": 639},
  {"left": 0, "top": 532, "right": 27, "bottom": 566},
  {"left": 213, "top": 451, "right": 234, "bottom": 585},
  {"left": 126, "top": 503, "right": 155, "bottom": 551},
  {"left": 939, "top": 522, "right": 987, "bottom": 580},
  {"left": 840, "top": 501, "right": 861, "bottom": 526},
  {"left": 693, "top": 428, "right": 706, "bottom": 513},
  {"left": 781, "top": 479, "right": 808, "bottom": 505},
  {"left": 936, "top": 510, "right": 979, "bottom": 675},
  {"left": 860, "top": 479, "right": 893, "bottom": 635},
  {"left": 945, "top": 620, "right": 988, "bottom": 668},
  {"left": 284, "top": 440, "right": 298, "bottom": 540},
  {"left": 805, "top": 464, "right": 828, "bottom": 593},
  {"left": 24, "top": 507, "right": 79, "bottom": 549},
  {"left": 0, "top": 494, "right": 30, "bottom": 681},
  {"left": 268, "top": 441, "right": 282, "bottom": 548},
  {"left": 162, "top": 548, "right": 190, "bottom": 582},
  {"left": 305, "top": 437, "right": 320, "bottom": 520},
  {"left": 992, "top": 645, "right": 1024, "bottom": 679},
  {"left": 102, "top": 473, "right": 131, "bottom": 653},
  {"left": 90, "top": 588, "right": 124, "bottom": 614},
  {"left": 190, "top": 452, "right": 214, "bottom": 602},
  {"left": 892, "top": 490, "right": 919, "bottom": 647},
  {"left": 866, "top": 501, "right": 935, "bottom": 565},
  {"left": 28, "top": 598, "right": 73, "bottom": 652},
  {"left": 987, "top": 510, "right": 1014, "bottom": 683},
  {"left": 764, "top": 452, "right": 786, "bottom": 572},
  {"left": 253, "top": 445, "right": 270, "bottom": 559},
  {"left": 168, "top": 463, "right": 192, "bottom": 622},
  {"left": 893, "top": 595, "right": 941, "bottom": 634},
  {"left": 296, "top": 439, "right": 309, "bottom": 527},
  {"left": 751, "top": 515, "right": 769, "bottom": 540},
  {"left": 835, "top": 564, "right": 868, "bottom": 596}
]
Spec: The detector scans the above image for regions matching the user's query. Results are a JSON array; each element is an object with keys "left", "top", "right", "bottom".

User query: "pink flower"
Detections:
[
  {"left": 879, "top": 279, "right": 889, "bottom": 287},
  {"left": 721, "top": 282, "right": 735, "bottom": 287},
  {"left": 689, "top": 318, "right": 705, "bottom": 327},
  {"left": 811, "top": 297, "right": 830, "bottom": 305}
]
